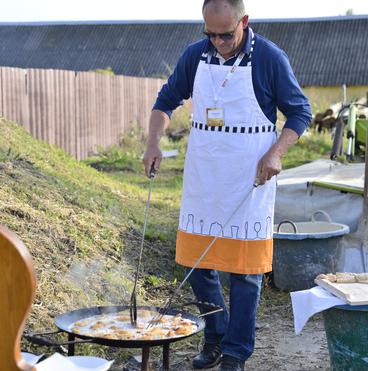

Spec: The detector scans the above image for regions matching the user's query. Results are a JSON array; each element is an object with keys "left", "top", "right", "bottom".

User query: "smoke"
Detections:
[{"left": 60, "top": 258, "right": 132, "bottom": 308}]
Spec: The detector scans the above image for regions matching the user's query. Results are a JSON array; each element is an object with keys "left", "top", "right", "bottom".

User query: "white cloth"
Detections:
[
  {"left": 21, "top": 352, "right": 44, "bottom": 366},
  {"left": 36, "top": 353, "right": 114, "bottom": 371},
  {"left": 275, "top": 159, "right": 364, "bottom": 232},
  {"left": 68, "top": 356, "right": 114, "bottom": 370},
  {"left": 290, "top": 286, "right": 345, "bottom": 335}
]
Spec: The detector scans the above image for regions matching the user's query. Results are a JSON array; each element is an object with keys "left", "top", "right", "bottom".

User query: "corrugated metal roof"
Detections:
[{"left": 0, "top": 16, "right": 367, "bottom": 86}]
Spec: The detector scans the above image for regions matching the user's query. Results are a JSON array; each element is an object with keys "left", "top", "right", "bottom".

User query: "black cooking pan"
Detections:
[
  {"left": 25, "top": 302, "right": 221, "bottom": 348},
  {"left": 56, "top": 304, "right": 205, "bottom": 347}
]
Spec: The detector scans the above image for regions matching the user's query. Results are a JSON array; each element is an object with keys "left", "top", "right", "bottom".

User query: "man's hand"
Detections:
[
  {"left": 256, "top": 128, "right": 299, "bottom": 185},
  {"left": 143, "top": 144, "right": 162, "bottom": 177},
  {"left": 256, "top": 150, "right": 282, "bottom": 185},
  {"left": 143, "top": 109, "right": 170, "bottom": 178}
]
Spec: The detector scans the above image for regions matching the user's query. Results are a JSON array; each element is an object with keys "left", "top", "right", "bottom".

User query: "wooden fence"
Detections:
[{"left": 0, "top": 67, "right": 165, "bottom": 159}]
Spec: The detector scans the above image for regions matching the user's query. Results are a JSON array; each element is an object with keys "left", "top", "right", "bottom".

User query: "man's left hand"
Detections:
[
  {"left": 255, "top": 128, "right": 299, "bottom": 185},
  {"left": 256, "top": 150, "right": 282, "bottom": 185}
]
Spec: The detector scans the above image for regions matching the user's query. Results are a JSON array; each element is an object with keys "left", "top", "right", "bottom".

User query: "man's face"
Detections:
[{"left": 203, "top": 5, "right": 248, "bottom": 59}]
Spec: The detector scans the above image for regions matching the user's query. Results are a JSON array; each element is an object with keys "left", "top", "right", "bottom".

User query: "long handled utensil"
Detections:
[
  {"left": 148, "top": 182, "right": 259, "bottom": 327},
  {"left": 130, "top": 163, "right": 156, "bottom": 325}
]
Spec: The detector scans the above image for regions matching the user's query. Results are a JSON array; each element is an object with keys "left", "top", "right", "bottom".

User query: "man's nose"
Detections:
[{"left": 213, "top": 35, "right": 225, "bottom": 46}]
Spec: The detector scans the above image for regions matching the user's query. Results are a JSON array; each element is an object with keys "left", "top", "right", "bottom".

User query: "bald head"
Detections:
[
  {"left": 202, "top": 0, "right": 248, "bottom": 60},
  {"left": 202, "top": 0, "right": 245, "bottom": 21}
]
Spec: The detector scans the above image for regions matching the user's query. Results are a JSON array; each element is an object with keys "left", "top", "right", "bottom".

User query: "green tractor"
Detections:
[{"left": 330, "top": 104, "right": 368, "bottom": 161}]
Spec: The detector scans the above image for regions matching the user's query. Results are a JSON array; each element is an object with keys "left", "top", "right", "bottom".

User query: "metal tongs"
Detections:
[
  {"left": 130, "top": 163, "right": 156, "bottom": 326},
  {"left": 147, "top": 182, "right": 259, "bottom": 328}
]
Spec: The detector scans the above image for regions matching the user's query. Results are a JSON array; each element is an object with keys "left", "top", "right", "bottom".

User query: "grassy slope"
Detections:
[{"left": 0, "top": 119, "right": 180, "bottom": 333}]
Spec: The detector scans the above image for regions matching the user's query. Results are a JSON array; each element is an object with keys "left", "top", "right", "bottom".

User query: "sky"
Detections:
[{"left": 1, "top": 0, "right": 368, "bottom": 22}]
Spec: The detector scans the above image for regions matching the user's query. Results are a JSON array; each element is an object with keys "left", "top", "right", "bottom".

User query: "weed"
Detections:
[{"left": 282, "top": 131, "right": 332, "bottom": 169}]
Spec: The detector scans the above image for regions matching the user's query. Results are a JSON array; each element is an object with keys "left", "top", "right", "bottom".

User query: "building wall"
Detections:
[{"left": 303, "top": 86, "right": 368, "bottom": 114}]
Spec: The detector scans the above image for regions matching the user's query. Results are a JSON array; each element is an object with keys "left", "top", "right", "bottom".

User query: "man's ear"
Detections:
[{"left": 242, "top": 15, "right": 249, "bottom": 29}]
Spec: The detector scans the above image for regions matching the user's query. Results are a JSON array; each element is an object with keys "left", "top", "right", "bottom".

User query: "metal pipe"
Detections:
[
  {"left": 141, "top": 346, "right": 150, "bottom": 371},
  {"left": 68, "top": 333, "right": 75, "bottom": 356},
  {"left": 346, "top": 105, "right": 357, "bottom": 161},
  {"left": 162, "top": 344, "right": 170, "bottom": 371}
]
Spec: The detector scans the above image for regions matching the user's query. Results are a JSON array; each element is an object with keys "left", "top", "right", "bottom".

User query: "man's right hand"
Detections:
[
  {"left": 143, "top": 144, "right": 162, "bottom": 178},
  {"left": 143, "top": 109, "right": 170, "bottom": 177}
]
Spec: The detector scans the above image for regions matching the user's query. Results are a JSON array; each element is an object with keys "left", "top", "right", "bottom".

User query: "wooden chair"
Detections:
[{"left": 0, "top": 225, "right": 36, "bottom": 371}]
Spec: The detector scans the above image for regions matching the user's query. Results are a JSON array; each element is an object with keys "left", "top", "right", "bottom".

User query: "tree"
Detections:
[{"left": 346, "top": 9, "right": 354, "bottom": 16}]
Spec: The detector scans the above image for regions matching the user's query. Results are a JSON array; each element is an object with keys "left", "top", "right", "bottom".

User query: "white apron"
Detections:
[{"left": 176, "top": 32, "right": 277, "bottom": 274}]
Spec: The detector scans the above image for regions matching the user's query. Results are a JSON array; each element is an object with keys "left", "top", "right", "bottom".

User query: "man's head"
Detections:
[{"left": 202, "top": 0, "right": 248, "bottom": 59}]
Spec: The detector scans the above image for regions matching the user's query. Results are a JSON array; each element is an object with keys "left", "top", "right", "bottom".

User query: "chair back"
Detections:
[{"left": 0, "top": 225, "right": 36, "bottom": 370}]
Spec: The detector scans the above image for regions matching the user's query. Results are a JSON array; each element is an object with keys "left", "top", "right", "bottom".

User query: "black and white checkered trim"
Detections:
[
  {"left": 191, "top": 121, "right": 276, "bottom": 134},
  {"left": 246, "top": 31, "right": 255, "bottom": 67}
]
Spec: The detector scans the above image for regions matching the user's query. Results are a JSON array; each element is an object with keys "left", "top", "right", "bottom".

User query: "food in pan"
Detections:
[
  {"left": 356, "top": 273, "right": 368, "bottom": 283},
  {"left": 70, "top": 309, "right": 198, "bottom": 340},
  {"left": 74, "top": 319, "right": 93, "bottom": 327},
  {"left": 336, "top": 272, "right": 356, "bottom": 283},
  {"left": 316, "top": 273, "right": 337, "bottom": 282},
  {"left": 174, "top": 326, "right": 194, "bottom": 335},
  {"left": 316, "top": 272, "right": 368, "bottom": 283}
]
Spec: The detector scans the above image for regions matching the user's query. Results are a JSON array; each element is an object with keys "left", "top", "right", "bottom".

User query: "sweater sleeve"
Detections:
[
  {"left": 153, "top": 42, "right": 202, "bottom": 118},
  {"left": 273, "top": 51, "right": 312, "bottom": 136}
]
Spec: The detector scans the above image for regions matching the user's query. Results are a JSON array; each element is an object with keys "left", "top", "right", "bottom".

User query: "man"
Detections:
[{"left": 144, "top": 0, "right": 311, "bottom": 370}]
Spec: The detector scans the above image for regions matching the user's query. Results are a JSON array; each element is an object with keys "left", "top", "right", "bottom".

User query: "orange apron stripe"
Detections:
[{"left": 175, "top": 230, "right": 273, "bottom": 274}]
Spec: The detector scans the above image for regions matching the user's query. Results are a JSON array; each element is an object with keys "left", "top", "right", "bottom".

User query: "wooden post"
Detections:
[
  {"left": 363, "top": 130, "right": 368, "bottom": 231},
  {"left": 355, "top": 130, "right": 368, "bottom": 273}
]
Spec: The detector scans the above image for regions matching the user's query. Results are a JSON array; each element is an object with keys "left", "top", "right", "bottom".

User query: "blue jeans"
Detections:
[{"left": 187, "top": 268, "right": 262, "bottom": 361}]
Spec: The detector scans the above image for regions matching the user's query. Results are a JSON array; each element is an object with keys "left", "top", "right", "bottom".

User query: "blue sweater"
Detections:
[{"left": 153, "top": 27, "right": 312, "bottom": 136}]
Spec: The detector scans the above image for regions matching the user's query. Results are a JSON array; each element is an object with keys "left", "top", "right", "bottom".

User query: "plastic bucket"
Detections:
[
  {"left": 323, "top": 305, "right": 368, "bottom": 370},
  {"left": 273, "top": 219, "right": 349, "bottom": 290}
]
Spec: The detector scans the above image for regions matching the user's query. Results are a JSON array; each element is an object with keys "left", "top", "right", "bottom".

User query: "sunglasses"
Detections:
[{"left": 203, "top": 19, "right": 242, "bottom": 41}]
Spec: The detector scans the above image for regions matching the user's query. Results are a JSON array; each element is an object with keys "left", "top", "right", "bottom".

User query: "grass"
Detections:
[
  {"left": 282, "top": 131, "right": 332, "bottom": 169},
  {"left": 0, "top": 118, "right": 332, "bottom": 364}
]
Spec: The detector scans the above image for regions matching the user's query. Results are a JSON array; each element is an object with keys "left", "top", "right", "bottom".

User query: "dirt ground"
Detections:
[
  {"left": 111, "top": 291, "right": 331, "bottom": 371},
  {"left": 245, "top": 313, "right": 330, "bottom": 371}
]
